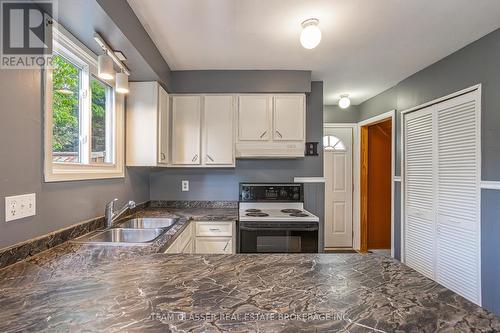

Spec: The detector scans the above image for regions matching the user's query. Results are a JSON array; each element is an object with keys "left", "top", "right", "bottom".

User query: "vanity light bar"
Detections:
[{"left": 93, "top": 32, "right": 130, "bottom": 76}]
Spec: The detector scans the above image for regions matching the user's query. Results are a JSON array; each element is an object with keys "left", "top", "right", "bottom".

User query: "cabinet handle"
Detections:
[
  {"left": 192, "top": 154, "right": 198, "bottom": 162},
  {"left": 260, "top": 131, "right": 267, "bottom": 138},
  {"left": 209, "top": 228, "right": 220, "bottom": 231},
  {"left": 160, "top": 152, "right": 166, "bottom": 160},
  {"left": 276, "top": 130, "right": 283, "bottom": 138},
  {"left": 207, "top": 154, "right": 214, "bottom": 162},
  {"left": 223, "top": 241, "right": 230, "bottom": 251}
]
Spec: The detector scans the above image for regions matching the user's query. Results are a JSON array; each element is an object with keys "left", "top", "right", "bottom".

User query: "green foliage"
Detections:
[
  {"left": 91, "top": 78, "right": 107, "bottom": 153},
  {"left": 52, "top": 54, "right": 109, "bottom": 155},
  {"left": 52, "top": 54, "right": 79, "bottom": 152}
]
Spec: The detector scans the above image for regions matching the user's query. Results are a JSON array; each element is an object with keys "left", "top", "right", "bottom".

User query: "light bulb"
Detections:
[
  {"left": 338, "top": 95, "right": 351, "bottom": 109},
  {"left": 300, "top": 18, "right": 321, "bottom": 49}
]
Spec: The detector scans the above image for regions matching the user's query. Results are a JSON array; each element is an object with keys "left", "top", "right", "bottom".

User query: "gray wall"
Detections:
[
  {"left": 357, "top": 27, "right": 500, "bottom": 316},
  {"left": 324, "top": 105, "right": 359, "bottom": 123},
  {"left": 150, "top": 81, "right": 325, "bottom": 248},
  {"left": 171, "top": 70, "right": 311, "bottom": 93},
  {"left": 95, "top": 0, "right": 173, "bottom": 90},
  {"left": 0, "top": 69, "right": 150, "bottom": 249}
]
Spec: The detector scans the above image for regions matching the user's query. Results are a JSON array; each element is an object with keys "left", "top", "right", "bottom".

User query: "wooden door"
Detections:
[
  {"left": 367, "top": 119, "right": 392, "bottom": 249},
  {"left": 204, "top": 95, "right": 234, "bottom": 165},
  {"left": 324, "top": 127, "right": 353, "bottom": 248},
  {"left": 273, "top": 95, "right": 305, "bottom": 140},
  {"left": 237, "top": 95, "right": 270, "bottom": 141},
  {"left": 171, "top": 96, "right": 201, "bottom": 165}
]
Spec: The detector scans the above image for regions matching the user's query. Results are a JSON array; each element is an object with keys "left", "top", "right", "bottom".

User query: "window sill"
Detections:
[{"left": 44, "top": 163, "right": 125, "bottom": 182}]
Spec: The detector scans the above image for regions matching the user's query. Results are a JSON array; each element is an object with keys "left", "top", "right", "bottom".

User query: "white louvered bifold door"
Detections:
[
  {"left": 435, "top": 90, "right": 481, "bottom": 305},
  {"left": 404, "top": 106, "right": 436, "bottom": 279}
]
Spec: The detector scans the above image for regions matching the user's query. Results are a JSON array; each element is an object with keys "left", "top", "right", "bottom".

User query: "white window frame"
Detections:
[{"left": 43, "top": 22, "right": 124, "bottom": 182}]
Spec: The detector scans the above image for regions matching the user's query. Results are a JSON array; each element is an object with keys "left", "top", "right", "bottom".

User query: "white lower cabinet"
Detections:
[
  {"left": 164, "top": 222, "right": 193, "bottom": 253},
  {"left": 195, "top": 221, "right": 235, "bottom": 254},
  {"left": 164, "top": 221, "right": 235, "bottom": 254},
  {"left": 195, "top": 237, "right": 233, "bottom": 254}
]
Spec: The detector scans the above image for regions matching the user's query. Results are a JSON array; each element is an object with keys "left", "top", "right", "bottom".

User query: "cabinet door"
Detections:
[
  {"left": 172, "top": 96, "right": 202, "bottom": 165},
  {"left": 181, "top": 238, "right": 194, "bottom": 253},
  {"left": 195, "top": 237, "right": 233, "bottom": 254},
  {"left": 164, "top": 238, "right": 179, "bottom": 253},
  {"left": 238, "top": 95, "right": 270, "bottom": 141},
  {"left": 157, "top": 86, "right": 169, "bottom": 165},
  {"left": 204, "top": 96, "right": 234, "bottom": 165},
  {"left": 273, "top": 95, "right": 305, "bottom": 141}
]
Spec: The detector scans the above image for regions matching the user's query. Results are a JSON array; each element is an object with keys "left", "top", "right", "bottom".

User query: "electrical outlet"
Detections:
[
  {"left": 5, "top": 193, "right": 36, "bottom": 222},
  {"left": 181, "top": 180, "right": 189, "bottom": 192}
]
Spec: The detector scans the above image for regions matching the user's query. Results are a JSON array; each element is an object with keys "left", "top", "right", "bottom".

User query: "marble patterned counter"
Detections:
[
  {"left": 0, "top": 206, "right": 498, "bottom": 332},
  {"left": 0, "top": 252, "right": 498, "bottom": 332}
]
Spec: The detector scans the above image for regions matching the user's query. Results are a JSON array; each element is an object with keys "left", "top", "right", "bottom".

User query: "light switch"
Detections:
[
  {"left": 5, "top": 193, "right": 36, "bottom": 222},
  {"left": 182, "top": 180, "right": 189, "bottom": 192}
]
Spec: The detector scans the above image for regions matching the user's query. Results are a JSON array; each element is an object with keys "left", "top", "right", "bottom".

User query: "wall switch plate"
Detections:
[
  {"left": 5, "top": 193, "right": 36, "bottom": 222},
  {"left": 181, "top": 180, "right": 189, "bottom": 192}
]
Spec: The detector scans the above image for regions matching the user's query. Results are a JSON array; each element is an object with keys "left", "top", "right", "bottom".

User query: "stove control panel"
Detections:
[{"left": 239, "top": 183, "right": 303, "bottom": 202}]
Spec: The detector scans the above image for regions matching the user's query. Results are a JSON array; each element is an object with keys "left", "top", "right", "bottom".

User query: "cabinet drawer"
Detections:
[
  {"left": 195, "top": 237, "right": 233, "bottom": 254},
  {"left": 195, "top": 221, "right": 233, "bottom": 237}
]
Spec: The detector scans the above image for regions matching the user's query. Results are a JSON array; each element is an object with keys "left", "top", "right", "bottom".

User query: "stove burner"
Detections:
[
  {"left": 245, "top": 209, "right": 262, "bottom": 213},
  {"left": 246, "top": 212, "right": 269, "bottom": 217},
  {"left": 281, "top": 209, "right": 302, "bottom": 214},
  {"left": 290, "top": 212, "right": 309, "bottom": 217}
]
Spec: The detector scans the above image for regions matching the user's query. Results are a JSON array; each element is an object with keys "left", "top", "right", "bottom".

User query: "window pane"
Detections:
[
  {"left": 91, "top": 77, "right": 112, "bottom": 164},
  {"left": 52, "top": 54, "right": 81, "bottom": 163}
]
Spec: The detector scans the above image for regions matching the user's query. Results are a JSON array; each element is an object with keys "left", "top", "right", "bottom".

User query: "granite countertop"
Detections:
[
  {"left": 0, "top": 207, "right": 499, "bottom": 332},
  {"left": 1, "top": 252, "right": 499, "bottom": 332}
]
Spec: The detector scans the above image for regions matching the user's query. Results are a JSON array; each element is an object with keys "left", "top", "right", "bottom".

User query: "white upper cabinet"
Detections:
[
  {"left": 204, "top": 96, "right": 235, "bottom": 165},
  {"left": 126, "top": 81, "right": 169, "bottom": 167},
  {"left": 158, "top": 87, "right": 169, "bottom": 164},
  {"left": 236, "top": 93, "right": 306, "bottom": 158},
  {"left": 171, "top": 95, "right": 235, "bottom": 167},
  {"left": 273, "top": 95, "right": 305, "bottom": 141},
  {"left": 238, "top": 95, "right": 271, "bottom": 141},
  {"left": 171, "top": 96, "right": 202, "bottom": 165}
]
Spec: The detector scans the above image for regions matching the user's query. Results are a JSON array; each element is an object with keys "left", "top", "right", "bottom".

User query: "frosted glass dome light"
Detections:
[
  {"left": 300, "top": 18, "right": 321, "bottom": 49},
  {"left": 338, "top": 95, "right": 351, "bottom": 109}
]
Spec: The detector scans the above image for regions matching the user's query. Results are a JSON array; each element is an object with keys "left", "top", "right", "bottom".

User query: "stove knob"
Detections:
[
  {"left": 241, "top": 190, "right": 250, "bottom": 200},
  {"left": 293, "top": 193, "right": 300, "bottom": 200}
]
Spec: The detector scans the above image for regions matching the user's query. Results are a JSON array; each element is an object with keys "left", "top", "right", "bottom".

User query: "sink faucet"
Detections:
[{"left": 105, "top": 199, "right": 136, "bottom": 228}]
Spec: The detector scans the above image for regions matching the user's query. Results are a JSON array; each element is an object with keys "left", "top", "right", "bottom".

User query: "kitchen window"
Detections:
[{"left": 44, "top": 23, "right": 124, "bottom": 181}]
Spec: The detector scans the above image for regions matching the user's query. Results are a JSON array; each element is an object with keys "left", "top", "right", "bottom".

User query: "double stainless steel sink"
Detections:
[{"left": 74, "top": 217, "right": 178, "bottom": 245}]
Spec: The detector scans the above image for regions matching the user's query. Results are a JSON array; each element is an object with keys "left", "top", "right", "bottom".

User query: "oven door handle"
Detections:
[{"left": 239, "top": 226, "right": 318, "bottom": 232}]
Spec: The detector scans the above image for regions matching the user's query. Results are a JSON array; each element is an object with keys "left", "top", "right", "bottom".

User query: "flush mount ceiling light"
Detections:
[
  {"left": 97, "top": 53, "right": 114, "bottom": 80},
  {"left": 300, "top": 18, "right": 321, "bottom": 49},
  {"left": 338, "top": 94, "right": 351, "bottom": 109}
]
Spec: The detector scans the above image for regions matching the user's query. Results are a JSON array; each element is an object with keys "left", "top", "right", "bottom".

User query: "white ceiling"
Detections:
[{"left": 127, "top": 0, "right": 500, "bottom": 105}]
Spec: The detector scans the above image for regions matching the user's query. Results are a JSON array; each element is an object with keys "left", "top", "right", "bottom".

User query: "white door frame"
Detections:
[
  {"left": 355, "top": 110, "right": 396, "bottom": 257},
  {"left": 323, "top": 123, "right": 357, "bottom": 249}
]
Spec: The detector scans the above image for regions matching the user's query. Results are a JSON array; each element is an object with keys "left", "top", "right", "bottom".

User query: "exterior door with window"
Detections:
[{"left": 324, "top": 127, "right": 353, "bottom": 248}]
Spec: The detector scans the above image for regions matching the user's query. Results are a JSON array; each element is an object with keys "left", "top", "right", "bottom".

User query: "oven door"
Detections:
[{"left": 239, "top": 221, "right": 318, "bottom": 253}]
